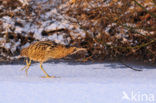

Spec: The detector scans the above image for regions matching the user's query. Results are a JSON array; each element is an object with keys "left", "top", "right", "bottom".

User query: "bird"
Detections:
[{"left": 20, "top": 41, "right": 86, "bottom": 78}]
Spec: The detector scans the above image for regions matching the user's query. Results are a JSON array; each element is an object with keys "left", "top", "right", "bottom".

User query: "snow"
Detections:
[
  {"left": 0, "top": 62, "right": 156, "bottom": 103},
  {"left": 0, "top": 5, "right": 86, "bottom": 47}
]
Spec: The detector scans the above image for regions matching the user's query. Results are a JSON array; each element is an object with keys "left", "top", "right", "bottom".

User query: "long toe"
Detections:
[
  {"left": 25, "top": 69, "right": 28, "bottom": 76},
  {"left": 41, "top": 75, "right": 56, "bottom": 78},
  {"left": 21, "top": 65, "right": 27, "bottom": 71}
]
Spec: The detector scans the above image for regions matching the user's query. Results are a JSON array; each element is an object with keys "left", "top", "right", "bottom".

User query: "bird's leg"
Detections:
[
  {"left": 25, "top": 60, "right": 31, "bottom": 76},
  {"left": 40, "top": 63, "right": 55, "bottom": 78},
  {"left": 21, "top": 59, "right": 31, "bottom": 76},
  {"left": 21, "top": 59, "right": 29, "bottom": 71}
]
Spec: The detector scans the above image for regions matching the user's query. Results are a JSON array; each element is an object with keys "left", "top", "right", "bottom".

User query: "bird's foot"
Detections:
[
  {"left": 21, "top": 59, "right": 31, "bottom": 76},
  {"left": 41, "top": 75, "right": 56, "bottom": 78},
  {"left": 21, "top": 65, "right": 30, "bottom": 76},
  {"left": 21, "top": 65, "right": 27, "bottom": 71}
]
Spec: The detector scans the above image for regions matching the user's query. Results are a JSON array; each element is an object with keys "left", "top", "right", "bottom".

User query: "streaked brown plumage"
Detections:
[{"left": 20, "top": 41, "right": 86, "bottom": 78}]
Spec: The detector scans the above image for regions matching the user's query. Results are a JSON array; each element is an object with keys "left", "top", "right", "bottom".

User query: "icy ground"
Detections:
[{"left": 0, "top": 61, "right": 156, "bottom": 103}]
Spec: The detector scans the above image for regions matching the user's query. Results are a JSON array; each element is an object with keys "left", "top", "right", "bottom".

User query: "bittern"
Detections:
[{"left": 20, "top": 41, "right": 86, "bottom": 78}]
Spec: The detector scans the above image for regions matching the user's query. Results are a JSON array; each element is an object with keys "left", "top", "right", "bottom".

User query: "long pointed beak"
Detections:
[
  {"left": 72, "top": 48, "right": 87, "bottom": 55},
  {"left": 77, "top": 48, "right": 87, "bottom": 51}
]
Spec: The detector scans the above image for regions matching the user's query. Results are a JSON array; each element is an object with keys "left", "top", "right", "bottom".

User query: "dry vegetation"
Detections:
[
  {"left": 61, "top": 0, "right": 156, "bottom": 62},
  {"left": 0, "top": 0, "right": 156, "bottom": 63}
]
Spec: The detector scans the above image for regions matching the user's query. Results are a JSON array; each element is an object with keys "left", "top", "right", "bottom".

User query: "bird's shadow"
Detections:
[{"left": 0, "top": 58, "right": 156, "bottom": 70}]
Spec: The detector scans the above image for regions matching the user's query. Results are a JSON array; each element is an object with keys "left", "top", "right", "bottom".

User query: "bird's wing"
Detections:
[
  {"left": 38, "top": 41, "right": 58, "bottom": 51},
  {"left": 28, "top": 41, "right": 56, "bottom": 52}
]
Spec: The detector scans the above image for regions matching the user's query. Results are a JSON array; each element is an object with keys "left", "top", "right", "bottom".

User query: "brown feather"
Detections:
[
  {"left": 21, "top": 41, "right": 86, "bottom": 63},
  {"left": 20, "top": 41, "right": 86, "bottom": 78}
]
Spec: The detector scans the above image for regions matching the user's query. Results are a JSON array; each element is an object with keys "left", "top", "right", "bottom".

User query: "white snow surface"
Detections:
[{"left": 0, "top": 62, "right": 156, "bottom": 103}]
